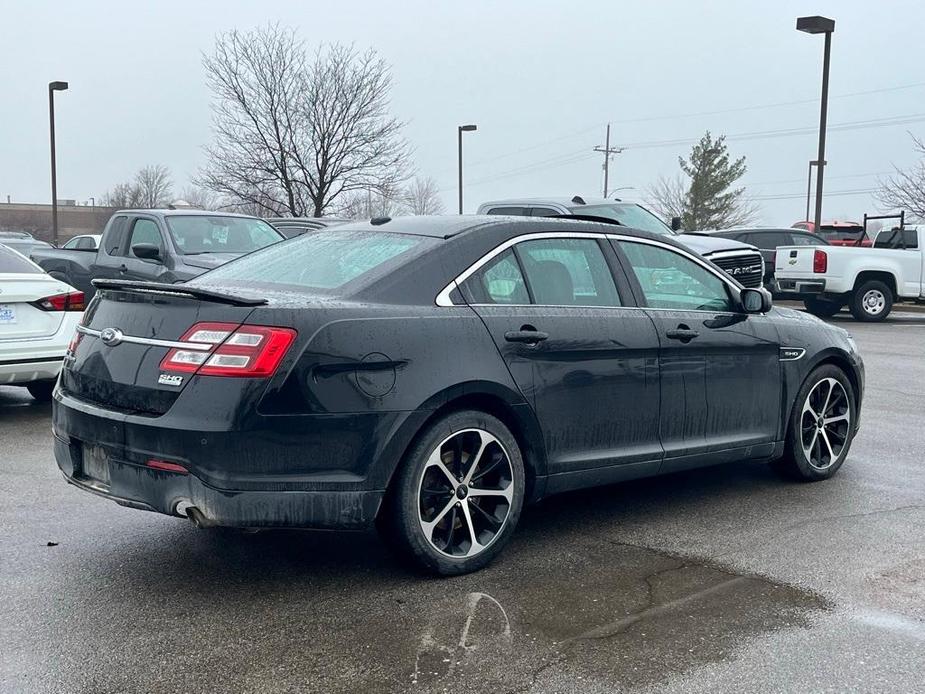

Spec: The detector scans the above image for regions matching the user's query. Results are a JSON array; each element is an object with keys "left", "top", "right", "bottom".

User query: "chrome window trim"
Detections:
[
  {"left": 75, "top": 325, "right": 213, "bottom": 351},
  {"left": 435, "top": 231, "right": 745, "bottom": 307}
]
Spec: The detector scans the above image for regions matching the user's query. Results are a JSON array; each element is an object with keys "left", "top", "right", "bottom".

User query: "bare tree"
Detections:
[
  {"left": 199, "top": 26, "right": 411, "bottom": 217},
  {"left": 645, "top": 174, "right": 687, "bottom": 224},
  {"left": 401, "top": 177, "right": 445, "bottom": 215},
  {"left": 101, "top": 165, "right": 173, "bottom": 208},
  {"left": 178, "top": 185, "right": 221, "bottom": 210},
  {"left": 134, "top": 165, "right": 173, "bottom": 208},
  {"left": 876, "top": 133, "right": 925, "bottom": 221}
]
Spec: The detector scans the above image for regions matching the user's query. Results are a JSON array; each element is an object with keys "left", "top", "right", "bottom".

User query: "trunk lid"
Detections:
[
  {"left": 0, "top": 274, "right": 71, "bottom": 341},
  {"left": 62, "top": 286, "right": 257, "bottom": 415}
]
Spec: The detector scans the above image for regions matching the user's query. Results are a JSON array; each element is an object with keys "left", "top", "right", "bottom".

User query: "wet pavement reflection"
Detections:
[{"left": 4, "top": 498, "right": 829, "bottom": 693}]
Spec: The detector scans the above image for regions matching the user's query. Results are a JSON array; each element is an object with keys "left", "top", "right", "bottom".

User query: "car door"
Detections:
[
  {"left": 613, "top": 238, "right": 782, "bottom": 472},
  {"left": 92, "top": 215, "right": 131, "bottom": 283},
  {"left": 121, "top": 216, "right": 173, "bottom": 283},
  {"left": 459, "top": 233, "right": 662, "bottom": 491}
]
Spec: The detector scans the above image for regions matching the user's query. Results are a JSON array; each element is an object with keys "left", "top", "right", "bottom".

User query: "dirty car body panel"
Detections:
[{"left": 53, "top": 216, "right": 863, "bottom": 531}]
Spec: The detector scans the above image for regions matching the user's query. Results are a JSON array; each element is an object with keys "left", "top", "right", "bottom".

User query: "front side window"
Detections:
[
  {"left": 618, "top": 241, "right": 734, "bottom": 312},
  {"left": 129, "top": 219, "right": 162, "bottom": 253},
  {"left": 517, "top": 238, "right": 621, "bottom": 306},
  {"left": 165, "top": 215, "right": 283, "bottom": 255},
  {"left": 192, "top": 230, "right": 433, "bottom": 294}
]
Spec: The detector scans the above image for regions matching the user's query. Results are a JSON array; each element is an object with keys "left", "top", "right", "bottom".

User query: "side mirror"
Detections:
[
  {"left": 132, "top": 243, "right": 162, "bottom": 261},
  {"left": 670, "top": 216, "right": 682, "bottom": 232},
  {"left": 741, "top": 287, "right": 772, "bottom": 313}
]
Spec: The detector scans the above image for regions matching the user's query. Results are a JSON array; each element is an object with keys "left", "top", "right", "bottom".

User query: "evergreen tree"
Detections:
[{"left": 679, "top": 132, "right": 756, "bottom": 230}]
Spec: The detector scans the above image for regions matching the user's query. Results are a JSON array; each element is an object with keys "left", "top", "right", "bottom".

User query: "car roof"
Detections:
[
  {"left": 113, "top": 209, "right": 261, "bottom": 219},
  {"left": 479, "top": 196, "right": 630, "bottom": 208},
  {"left": 715, "top": 227, "right": 811, "bottom": 233},
  {"left": 322, "top": 214, "right": 669, "bottom": 242}
]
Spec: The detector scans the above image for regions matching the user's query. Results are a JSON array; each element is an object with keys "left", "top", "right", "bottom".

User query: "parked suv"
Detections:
[{"left": 477, "top": 197, "right": 765, "bottom": 287}]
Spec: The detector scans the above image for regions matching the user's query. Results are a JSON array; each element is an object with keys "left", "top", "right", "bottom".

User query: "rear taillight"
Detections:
[
  {"left": 31, "top": 291, "right": 85, "bottom": 312},
  {"left": 159, "top": 322, "right": 297, "bottom": 378},
  {"left": 813, "top": 249, "right": 828, "bottom": 274}
]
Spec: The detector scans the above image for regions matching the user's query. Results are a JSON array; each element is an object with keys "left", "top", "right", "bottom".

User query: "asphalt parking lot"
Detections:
[{"left": 2, "top": 310, "right": 924, "bottom": 694}]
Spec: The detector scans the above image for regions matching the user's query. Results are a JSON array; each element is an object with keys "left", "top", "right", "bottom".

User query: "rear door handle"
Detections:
[
  {"left": 504, "top": 330, "right": 549, "bottom": 344},
  {"left": 666, "top": 327, "right": 699, "bottom": 342}
]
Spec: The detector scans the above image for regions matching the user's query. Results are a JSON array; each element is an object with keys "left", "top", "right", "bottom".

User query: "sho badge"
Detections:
[{"left": 158, "top": 373, "right": 184, "bottom": 387}]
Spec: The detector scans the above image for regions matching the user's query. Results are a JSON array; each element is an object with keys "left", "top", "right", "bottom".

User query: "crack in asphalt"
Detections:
[{"left": 715, "top": 503, "right": 925, "bottom": 561}]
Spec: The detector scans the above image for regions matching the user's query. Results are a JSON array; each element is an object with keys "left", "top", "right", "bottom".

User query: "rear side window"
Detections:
[
  {"left": 874, "top": 229, "right": 918, "bottom": 249},
  {"left": 485, "top": 207, "right": 526, "bottom": 216},
  {"left": 193, "top": 230, "right": 433, "bottom": 293},
  {"left": 747, "top": 232, "right": 790, "bottom": 249},
  {"left": 790, "top": 233, "right": 825, "bottom": 246},
  {"left": 0, "top": 244, "right": 42, "bottom": 274},
  {"left": 464, "top": 249, "right": 530, "bottom": 304},
  {"left": 517, "top": 238, "right": 621, "bottom": 306},
  {"left": 104, "top": 216, "right": 128, "bottom": 255}
]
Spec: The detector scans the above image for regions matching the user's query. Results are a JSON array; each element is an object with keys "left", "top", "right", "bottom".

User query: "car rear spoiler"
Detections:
[{"left": 91, "top": 279, "right": 268, "bottom": 306}]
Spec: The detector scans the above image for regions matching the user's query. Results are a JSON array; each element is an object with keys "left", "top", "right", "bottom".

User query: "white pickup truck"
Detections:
[{"left": 775, "top": 225, "right": 925, "bottom": 321}]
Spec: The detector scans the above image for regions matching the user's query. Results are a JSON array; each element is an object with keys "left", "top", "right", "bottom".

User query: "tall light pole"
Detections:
[
  {"left": 458, "top": 124, "right": 477, "bottom": 214},
  {"left": 804, "top": 159, "right": 825, "bottom": 224},
  {"left": 797, "top": 15, "right": 835, "bottom": 232},
  {"left": 48, "top": 80, "right": 68, "bottom": 246}
]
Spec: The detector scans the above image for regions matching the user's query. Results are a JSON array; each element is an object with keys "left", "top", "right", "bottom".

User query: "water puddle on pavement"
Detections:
[{"left": 398, "top": 540, "right": 830, "bottom": 693}]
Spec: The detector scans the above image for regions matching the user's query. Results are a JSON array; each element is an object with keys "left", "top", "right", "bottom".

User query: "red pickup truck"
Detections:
[{"left": 791, "top": 221, "right": 873, "bottom": 247}]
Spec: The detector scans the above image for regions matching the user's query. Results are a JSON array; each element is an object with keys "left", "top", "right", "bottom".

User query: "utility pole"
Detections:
[{"left": 593, "top": 124, "right": 623, "bottom": 197}]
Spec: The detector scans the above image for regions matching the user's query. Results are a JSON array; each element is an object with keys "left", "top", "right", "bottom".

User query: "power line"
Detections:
[{"left": 460, "top": 80, "right": 925, "bottom": 170}]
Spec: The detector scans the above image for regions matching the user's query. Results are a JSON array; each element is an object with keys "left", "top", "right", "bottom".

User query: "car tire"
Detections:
[
  {"left": 772, "top": 364, "right": 856, "bottom": 482},
  {"left": 849, "top": 280, "right": 893, "bottom": 321},
  {"left": 26, "top": 380, "right": 55, "bottom": 402},
  {"left": 379, "top": 410, "right": 525, "bottom": 576},
  {"left": 803, "top": 297, "right": 843, "bottom": 318}
]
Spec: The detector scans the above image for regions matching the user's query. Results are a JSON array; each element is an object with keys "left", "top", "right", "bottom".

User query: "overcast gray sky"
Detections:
[{"left": 2, "top": 0, "right": 924, "bottom": 225}]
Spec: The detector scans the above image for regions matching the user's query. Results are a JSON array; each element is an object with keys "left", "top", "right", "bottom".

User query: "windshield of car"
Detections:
[
  {"left": 0, "top": 244, "right": 42, "bottom": 274},
  {"left": 191, "top": 230, "right": 435, "bottom": 294},
  {"left": 164, "top": 215, "right": 283, "bottom": 255},
  {"left": 568, "top": 204, "right": 674, "bottom": 235}
]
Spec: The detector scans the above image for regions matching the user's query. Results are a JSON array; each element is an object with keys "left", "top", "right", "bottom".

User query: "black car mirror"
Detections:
[
  {"left": 132, "top": 243, "right": 162, "bottom": 262},
  {"left": 670, "top": 216, "right": 682, "bottom": 232},
  {"left": 741, "top": 287, "right": 772, "bottom": 313}
]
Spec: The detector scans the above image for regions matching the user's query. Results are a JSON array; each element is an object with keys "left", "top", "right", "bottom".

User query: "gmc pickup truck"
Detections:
[
  {"left": 30, "top": 209, "right": 284, "bottom": 299},
  {"left": 775, "top": 225, "right": 925, "bottom": 321}
]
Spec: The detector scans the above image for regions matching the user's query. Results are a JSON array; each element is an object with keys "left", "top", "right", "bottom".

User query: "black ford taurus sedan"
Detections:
[{"left": 53, "top": 215, "right": 864, "bottom": 575}]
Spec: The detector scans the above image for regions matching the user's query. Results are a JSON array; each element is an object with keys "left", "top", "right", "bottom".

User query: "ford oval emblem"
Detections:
[{"left": 99, "top": 327, "right": 124, "bottom": 347}]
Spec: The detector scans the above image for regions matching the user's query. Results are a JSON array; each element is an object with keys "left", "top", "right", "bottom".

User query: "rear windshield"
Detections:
[
  {"left": 569, "top": 204, "right": 673, "bottom": 235},
  {"left": 191, "top": 230, "right": 435, "bottom": 294},
  {"left": 165, "top": 215, "right": 283, "bottom": 255},
  {"left": 0, "top": 244, "right": 42, "bottom": 274}
]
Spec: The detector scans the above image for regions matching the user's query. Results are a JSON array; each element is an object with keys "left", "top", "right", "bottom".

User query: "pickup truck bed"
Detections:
[
  {"left": 31, "top": 209, "right": 284, "bottom": 299},
  {"left": 775, "top": 225, "right": 925, "bottom": 321}
]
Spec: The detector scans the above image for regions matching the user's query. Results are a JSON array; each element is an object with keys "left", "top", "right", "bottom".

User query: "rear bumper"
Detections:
[
  {"left": 54, "top": 434, "right": 384, "bottom": 529},
  {"left": 50, "top": 390, "right": 427, "bottom": 529},
  {"left": 775, "top": 278, "right": 826, "bottom": 296},
  {"left": 0, "top": 357, "right": 63, "bottom": 384}
]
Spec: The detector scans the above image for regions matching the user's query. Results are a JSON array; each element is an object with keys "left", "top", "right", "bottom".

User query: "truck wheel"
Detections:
[
  {"left": 379, "top": 410, "right": 525, "bottom": 576},
  {"left": 803, "top": 297, "right": 843, "bottom": 318},
  {"left": 849, "top": 280, "right": 892, "bottom": 321},
  {"left": 772, "top": 364, "right": 856, "bottom": 481}
]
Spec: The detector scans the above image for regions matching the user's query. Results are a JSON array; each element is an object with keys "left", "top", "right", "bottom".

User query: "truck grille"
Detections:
[{"left": 708, "top": 252, "right": 764, "bottom": 288}]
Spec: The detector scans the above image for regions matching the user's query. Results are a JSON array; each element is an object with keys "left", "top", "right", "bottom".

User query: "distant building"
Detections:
[{"left": 0, "top": 202, "right": 116, "bottom": 244}]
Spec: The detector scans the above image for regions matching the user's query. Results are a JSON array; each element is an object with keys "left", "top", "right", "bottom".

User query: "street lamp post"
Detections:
[
  {"left": 457, "top": 124, "right": 477, "bottom": 214},
  {"left": 797, "top": 15, "right": 835, "bottom": 232},
  {"left": 48, "top": 80, "right": 68, "bottom": 246},
  {"left": 804, "top": 160, "right": 825, "bottom": 224}
]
